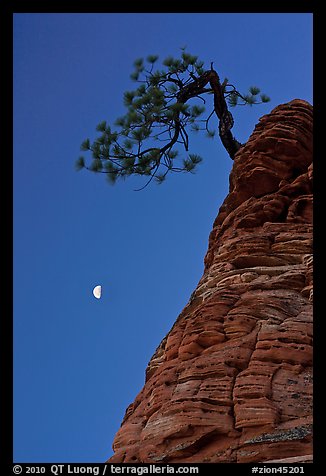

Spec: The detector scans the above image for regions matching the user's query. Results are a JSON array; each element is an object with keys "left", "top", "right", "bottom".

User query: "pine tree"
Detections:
[{"left": 77, "top": 49, "right": 270, "bottom": 190}]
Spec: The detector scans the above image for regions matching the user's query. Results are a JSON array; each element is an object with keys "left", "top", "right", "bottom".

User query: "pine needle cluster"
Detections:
[{"left": 77, "top": 49, "right": 270, "bottom": 189}]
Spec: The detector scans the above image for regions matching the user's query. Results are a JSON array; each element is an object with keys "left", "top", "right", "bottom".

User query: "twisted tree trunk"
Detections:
[{"left": 177, "top": 67, "right": 242, "bottom": 160}]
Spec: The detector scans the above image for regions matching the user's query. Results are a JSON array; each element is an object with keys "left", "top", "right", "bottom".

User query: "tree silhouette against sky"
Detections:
[{"left": 76, "top": 49, "right": 270, "bottom": 190}]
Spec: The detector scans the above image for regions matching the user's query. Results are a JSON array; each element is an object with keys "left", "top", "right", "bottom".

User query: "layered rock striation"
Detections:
[{"left": 108, "top": 99, "right": 313, "bottom": 463}]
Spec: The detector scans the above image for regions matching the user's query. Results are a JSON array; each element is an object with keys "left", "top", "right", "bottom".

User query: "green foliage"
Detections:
[
  {"left": 78, "top": 48, "right": 270, "bottom": 189},
  {"left": 168, "top": 102, "right": 189, "bottom": 114},
  {"left": 75, "top": 156, "right": 85, "bottom": 171},
  {"left": 182, "top": 153, "right": 203, "bottom": 172},
  {"left": 104, "top": 162, "right": 119, "bottom": 184},
  {"left": 115, "top": 116, "right": 126, "bottom": 127},
  {"left": 147, "top": 54, "right": 159, "bottom": 64},
  {"left": 243, "top": 94, "right": 256, "bottom": 106},
  {"left": 195, "top": 61, "right": 205, "bottom": 75},
  {"left": 96, "top": 120, "right": 107, "bottom": 132},
  {"left": 189, "top": 154, "right": 203, "bottom": 164},
  {"left": 133, "top": 58, "right": 144, "bottom": 69},
  {"left": 80, "top": 138, "right": 90, "bottom": 151},
  {"left": 228, "top": 92, "right": 238, "bottom": 107},
  {"left": 183, "top": 158, "right": 195, "bottom": 172},
  {"left": 148, "top": 71, "right": 164, "bottom": 86},
  {"left": 155, "top": 173, "right": 166, "bottom": 184},
  {"left": 89, "top": 158, "right": 103, "bottom": 172},
  {"left": 123, "top": 91, "right": 136, "bottom": 106},
  {"left": 227, "top": 85, "right": 270, "bottom": 107},
  {"left": 260, "top": 93, "right": 271, "bottom": 103},
  {"left": 123, "top": 139, "right": 133, "bottom": 150},
  {"left": 106, "top": 171, "right": 118, "bottom": 185},
  {"left": 206, "top": 129, "right": 216, "bottom": 139},
  {"left": 190, "top": 104, "right": 205, "bottom": 117},
  {"left": 249, "top": 86, "right": 260, "bottom": 96},
  {"left": 167, "top": 149, "right": 178, "bottom": 159},
  {"left": 181, "top": 51, "right": 198, "bottom": 66},
  {"left": 130, "top": 71, "right": 139, "bottom": 81},
  {"left": 162, "top": 56, "right": 174, "bottom": 68}
]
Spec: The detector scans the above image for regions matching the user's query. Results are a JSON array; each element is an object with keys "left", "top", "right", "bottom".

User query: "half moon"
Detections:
[{"left": 93, "top": 285, "right": 102, "bottom": 299}]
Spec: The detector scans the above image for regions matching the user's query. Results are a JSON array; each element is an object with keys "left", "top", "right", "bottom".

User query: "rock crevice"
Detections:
[{"left": 108, "top": 99, "right": 313, "bottom": 463}]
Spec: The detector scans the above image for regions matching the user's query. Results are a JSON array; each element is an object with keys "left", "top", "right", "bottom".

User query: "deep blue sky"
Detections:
[{"left": 13, "top": 13, "right": 312, "bottom": 462}]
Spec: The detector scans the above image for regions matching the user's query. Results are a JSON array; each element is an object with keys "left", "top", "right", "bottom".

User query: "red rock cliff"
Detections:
[{"left": 108, "top": 99, "right": 313, "bottom": 464}]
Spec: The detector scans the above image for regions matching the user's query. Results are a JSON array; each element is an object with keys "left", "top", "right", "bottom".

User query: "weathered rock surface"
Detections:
[{"left": 108, "top": 99, "right": 313, "bottom": 463}]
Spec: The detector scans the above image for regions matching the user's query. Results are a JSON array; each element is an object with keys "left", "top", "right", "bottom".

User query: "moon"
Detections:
[{"left": 93, "top": 285, "right": 102, "bottom": 299}]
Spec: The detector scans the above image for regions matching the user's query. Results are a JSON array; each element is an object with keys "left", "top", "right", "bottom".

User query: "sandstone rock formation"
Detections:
[{"left": 108, "top": 99, "right": 313, "bottom": 463}]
